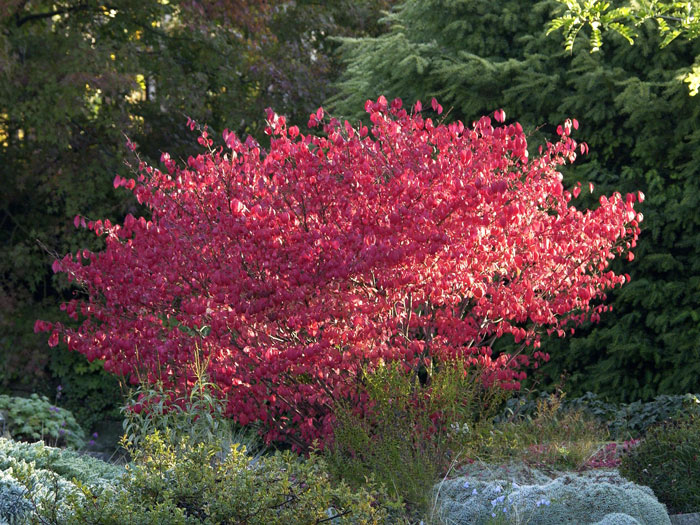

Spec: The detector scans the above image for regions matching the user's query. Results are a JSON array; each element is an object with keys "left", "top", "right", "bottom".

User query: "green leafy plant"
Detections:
[
  {"left": 18, "top": 430, "right": 392, "bottom": 525},
  {"left": 548, "top": 0, "right": 700, "bottom": 52},
  {"left": 120, "top": 346, "right": 260, "bottom": 458},
  {"left": 324, "top": 359, "right": 509, "bottom": 522},
  {"left": 619, "top": 414, "right": 700, "bottom": 514},
  {"left": 0, "top": 394, "right": 85, "bottom": 449},
  {"left": 547, "top": 0, "right": 637, "bottom": 53}
]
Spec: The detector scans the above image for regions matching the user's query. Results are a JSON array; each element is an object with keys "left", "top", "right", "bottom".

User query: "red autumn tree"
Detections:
[{"left": 36, "top": 97, "right": 642, "bottom": 448}]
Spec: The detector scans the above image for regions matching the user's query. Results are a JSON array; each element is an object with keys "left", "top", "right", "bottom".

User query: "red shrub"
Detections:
[{"left": 37, "top": 98, "right": 641, "bottom": 448}]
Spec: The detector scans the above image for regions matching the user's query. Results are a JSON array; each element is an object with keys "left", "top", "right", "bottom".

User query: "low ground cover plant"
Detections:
[
  {"left": 0, "top": 438, "right": 123, "bottom": 484},
  {"left": 0, "top": 437, "right": 124, "bottom": 524},
  {"left": 435, "top": 470, "right": 671, "bottom": 525}
]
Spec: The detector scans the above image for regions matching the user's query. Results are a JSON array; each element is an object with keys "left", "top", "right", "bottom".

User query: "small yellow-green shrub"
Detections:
[
  {"left": 14, "top": 430, "right": 390, "bottom": 524},
  {"left": 93, "top": 432, "right": 388, "bottom": 524}
]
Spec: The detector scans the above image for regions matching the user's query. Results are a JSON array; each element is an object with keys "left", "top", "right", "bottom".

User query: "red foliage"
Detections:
[
  {"left": 585, "top": 439, "right": 641, "bottom": 469},
  {"left": 36, "top": 98, "right": 641, "bottom": 448}
]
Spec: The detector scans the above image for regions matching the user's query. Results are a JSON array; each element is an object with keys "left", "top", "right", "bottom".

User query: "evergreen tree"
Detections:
[
  {"left": 548, "top": 0, "right": 700, "bottom": 52},
  {"left": 330, "top": 0, "right": 700, "bottom": 401}
]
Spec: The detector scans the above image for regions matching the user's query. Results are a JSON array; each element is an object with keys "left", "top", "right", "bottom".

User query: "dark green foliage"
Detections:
[
  {"left": 570, "top": 393, "right": 700, "bottom": 439},
  {"left": 330, "top": 0, "right": 700, "bottom": 401},
  {"left": 47, "top": 349, "right": 122, "bottom": 433},
  {"left": 500, "top": 392, "right": 700, "bottom": 439},
  {"left": 619, "top": 415, "right": 700, "bottom": 514}
]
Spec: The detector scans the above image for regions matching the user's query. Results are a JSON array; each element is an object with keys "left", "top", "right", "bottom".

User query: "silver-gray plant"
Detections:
[{"left": 433, "top": 469, "right": 670, "bottom": 525}]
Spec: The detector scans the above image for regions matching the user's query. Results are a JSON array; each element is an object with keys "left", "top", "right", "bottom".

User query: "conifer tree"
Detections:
[{"left": 331, "top": 0, "right": 700, "bottom": 401}]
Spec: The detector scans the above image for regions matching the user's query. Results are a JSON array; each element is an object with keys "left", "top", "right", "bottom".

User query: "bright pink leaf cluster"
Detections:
[{"left": 36, "top": 97, "right": 641, "bottom": 447}]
